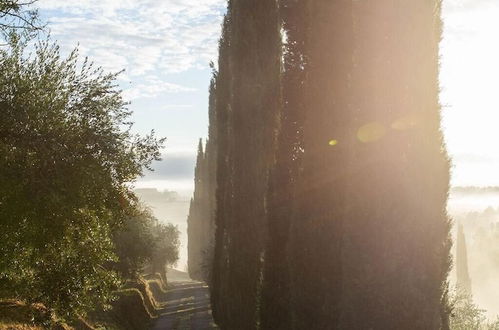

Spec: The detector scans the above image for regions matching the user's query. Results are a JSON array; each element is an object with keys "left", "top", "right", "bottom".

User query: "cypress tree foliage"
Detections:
[
  {"left": 209, "top": 0, "right": 281, "bottom": 328},
  {"left": 223, "top": 0, "right": 281, "bottom": 328},
  {"left": 209, "top": 1, "right": 451, "bottom": 329},
  {"left": 187, "top": 69, "right": 217, "bottom": 283},
  {"left": 202, "top": 74, "right": 218, "bottom": 284},
  {"left": 187, "top": 139, "right": 208, "bottom": 281},
  {"left": 456, "top": 224, "right": 472, "bottom": 294},
  {"left": 338, "top": 1, "right": 451, "bottom": 329},
  {"left": 187, "top": 75, "right": 218, "bottom": 283},
  {"left": 210, "top": 8, "right": 233, "bottom": 328},
  {"left": 287, "top": 1, "right": 354, "bottom": 329},
  {"left": 260, "top": 0, "right": 307, "bottom": 328}
]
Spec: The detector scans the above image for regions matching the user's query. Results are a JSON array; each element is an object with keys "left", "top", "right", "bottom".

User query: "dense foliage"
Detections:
[
  {"left": 113, "top": 209, "right": 180, "bottom": 280},
  {"left": 0, "top": 38, "right": 166, "bottom": 321},
  {"left": 203, "top": 1, "right": 282, "bottom": 328},
  {"left": 190, "top": 0, "right": 452, "bottom": 329},
  {"left": 187, "top": 138, "right": 215, "bottom": 281},
  {"left": 450, "top": 288, "right": 499, "bottom": 330},
  {"left": 150, "top": 220, "right": 180, "bottom": 275},
  {"left": 260, "top": 0, "right": 306, "bottom": 327}
]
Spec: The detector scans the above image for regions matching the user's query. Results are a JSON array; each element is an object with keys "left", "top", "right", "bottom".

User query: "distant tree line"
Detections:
[
  {"left": 188, "top": 0, "right": 452, "bottom": 329},
  {"left": 452, "top": 186, "right": 499, "bottom": 194},
  {"left": 135, "top": 188, "right": 181, "bottom": 203}
]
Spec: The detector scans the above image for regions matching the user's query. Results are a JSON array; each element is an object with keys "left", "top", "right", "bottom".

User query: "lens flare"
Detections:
[
  {"left": 328, "top": 139, "right": 339, "bottom": 146},
  {"left": 391, "top": 114, "right": 419, "bottom": 131},
  {"left": 357, "top": 122, "right": 386, "bottom": 143}
]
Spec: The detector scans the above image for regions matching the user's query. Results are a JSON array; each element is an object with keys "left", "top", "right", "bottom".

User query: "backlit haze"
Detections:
[
  {"left": 441, "top": 0, "right": 499, "bottom": 188},
  {"left": 35, "top": 0, "right": 499, "bottom": 193},
  {"left": 35, "top": 0, "right": 499, "bottom": 314}
]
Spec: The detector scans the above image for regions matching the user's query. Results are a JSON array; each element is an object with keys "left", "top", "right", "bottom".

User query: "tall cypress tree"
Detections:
[
  {"left": 210, "top": 1, "right": 281, "bottom": 327},
  {"left": 202, "top": 73, "right": 218, "bottom": 284},
  {"left": 187, "top": 136, "right": 215, "bottom": 282},
  {"left": 210, "top": 8, "right": 233, "bottom": 328},
  {"left": 338, "top": 1, "right": 451, "bottom": 328},
  {"left": 287, "top": 1, "right": 354, "bottom": 329},
  {"left": 187, "top": 139, "right": 205, "bottom": 280},
  {"left": 223, "top": 0, "right": 281, "bottom": 327},
  {"left": 209, "top": 1, "right": 451, "bottom": 329},
  {"left": 260, "top": 0, "right": 307, "bottom": 328},
  {"left": 456, "top": 224, "right": 471, "bottom": 294},
  {"left": 187, "top": 67, "right": 219, "bottom": 282}
]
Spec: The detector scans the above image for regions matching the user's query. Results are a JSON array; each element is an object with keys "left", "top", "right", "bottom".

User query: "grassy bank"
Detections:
[{"left": 0, "top": 273, "right": 171, "bottom": 330}]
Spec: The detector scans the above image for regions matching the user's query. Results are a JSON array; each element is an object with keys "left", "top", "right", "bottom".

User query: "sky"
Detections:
[
  {"left": 442, "top": 0, "right": 499, "bottom": 187},
  {"left": 36, "top": 0, "right": 226, "bottom": 196},
  {"left": 35, "top": 0, "right": 499, "bottom": 195}
]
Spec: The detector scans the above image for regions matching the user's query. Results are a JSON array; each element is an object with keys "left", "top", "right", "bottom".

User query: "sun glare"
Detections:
[{"left": 441, "top": 0, "right": 499, "bottom": 186}]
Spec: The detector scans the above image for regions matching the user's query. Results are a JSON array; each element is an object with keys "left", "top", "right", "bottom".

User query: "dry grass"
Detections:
[
  {"left": 124, "top": 280, "right": 158, "bottom": 315},
  {"left": 145, "top": 278, "right": 167, "bottom": 303},
  {"left": 0, "top": 301, "right": 42, "bottom": 327},
  {"left": 85, "top": 275, "right": 169, "bottom": 330},
  {"left": 0, "top": 300, "right": 62, "bottom": 330},
  {"left": 1, "top": 276, "right": 170, "bottom": 330},
  {"left": 0, "top": 324, "right": 43, "bottom": 330}
]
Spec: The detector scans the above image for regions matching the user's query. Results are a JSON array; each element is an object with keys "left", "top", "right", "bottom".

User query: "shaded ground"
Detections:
[{"left": 152, "top": 280, "right": 218, "bottom": 330}]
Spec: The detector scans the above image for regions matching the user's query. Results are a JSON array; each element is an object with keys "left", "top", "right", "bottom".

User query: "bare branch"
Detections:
[{"left": 0, "top": 0, "right": 42, "bottom": 39}]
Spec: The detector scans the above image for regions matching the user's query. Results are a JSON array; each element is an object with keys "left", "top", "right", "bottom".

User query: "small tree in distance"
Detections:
[
  {"left": 112, "top": 209, "right": 157, "bottom": 280},
  {"left": 151, "top": 222, "right": 180, "bottom": 276}
]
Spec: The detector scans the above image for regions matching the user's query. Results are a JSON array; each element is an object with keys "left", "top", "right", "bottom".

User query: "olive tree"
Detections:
[
  {"left": 0, "top": 0, "right": 42, "bottom": 42},
  {"left": 0, "top": 38, "right": 164, "bottom": 321}
]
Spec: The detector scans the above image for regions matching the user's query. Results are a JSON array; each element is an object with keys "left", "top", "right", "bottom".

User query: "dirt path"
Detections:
[{"left": 152, "top": 281, "right": 218, "bottom": 330}]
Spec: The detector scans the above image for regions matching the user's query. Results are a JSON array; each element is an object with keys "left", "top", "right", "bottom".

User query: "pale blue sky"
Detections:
[
  {"left": 35, "top": 0, "right": 499, "bottom": 195},
  {"left": 36, "top": 0, "right": 226, "bottom": 195}
]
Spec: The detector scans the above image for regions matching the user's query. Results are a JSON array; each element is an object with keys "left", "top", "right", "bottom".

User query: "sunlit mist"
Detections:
[{"left": 442, "top": 0, "right": 499, "bottom": 320}]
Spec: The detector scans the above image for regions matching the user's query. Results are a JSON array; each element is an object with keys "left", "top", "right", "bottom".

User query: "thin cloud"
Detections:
[
  {"left": 123, "top": 79, "right": 196, "bottom": 101},
  {"left": 35, "top": 0, "right": 225, "bottom": 99},
  {"left": 146, "top": 152, "right": 197, "bottom": 180},
  {"left": 37, "top": 0, "right": 225, "bottom": 75},
  {"left": 163, "top": 104, "right": 194, "bottom": 110}
]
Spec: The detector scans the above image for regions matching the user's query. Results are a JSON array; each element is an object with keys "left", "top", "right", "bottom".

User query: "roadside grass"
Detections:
[
  {"left": 0, "top": 275, "right": 170, "bottom": 330},
  {"left": 142, "top": 273, "right": 168, "bottom": 303},
  {"left": 0, "top": 300, "right": 69, "bottom": 330}
]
